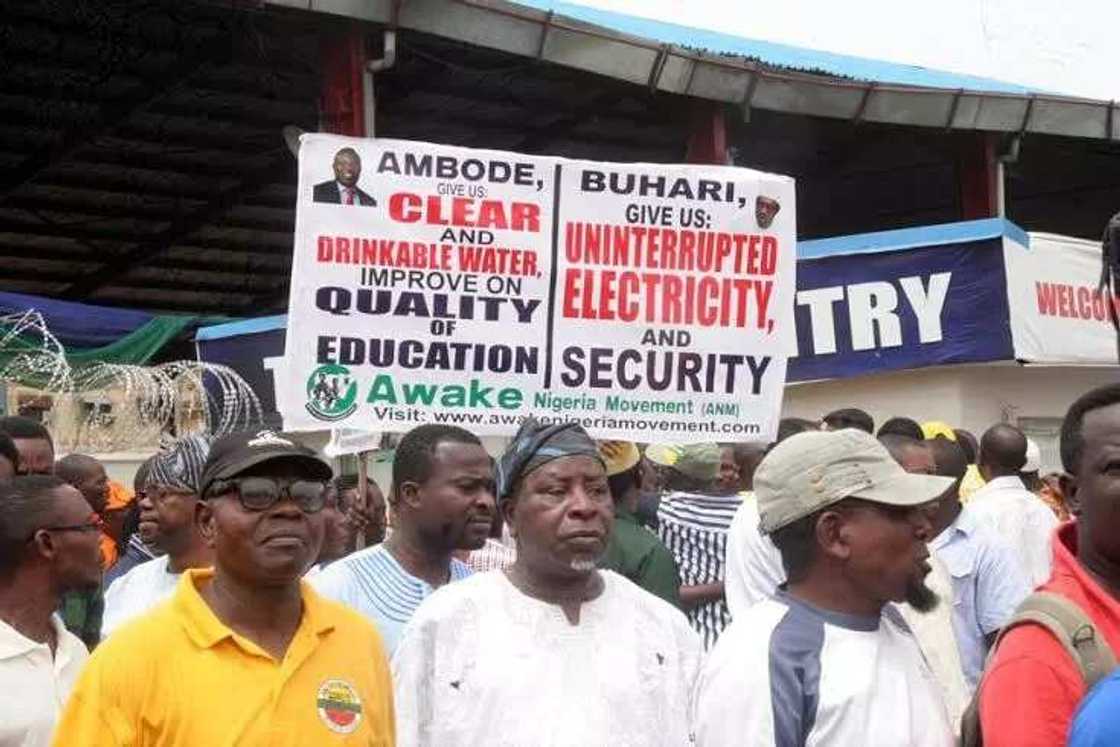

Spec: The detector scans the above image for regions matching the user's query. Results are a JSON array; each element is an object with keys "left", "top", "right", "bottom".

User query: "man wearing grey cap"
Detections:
[
  {"left": 694, "top": 429, "right": 955, "bottom": 747},
  {"left": 393, "top": 418, "right": 701, "bottom": 746}
]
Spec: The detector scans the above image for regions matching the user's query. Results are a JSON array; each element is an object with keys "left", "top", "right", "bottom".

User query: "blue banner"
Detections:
[
  {"left": 788, "top": 237, "right": 1013, "bottom": 382},
  {"left": 196, "top": 328, "right": 286, "bottom": 427}
]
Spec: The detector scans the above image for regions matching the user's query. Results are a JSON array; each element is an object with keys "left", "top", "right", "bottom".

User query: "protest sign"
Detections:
[{"left": 278, "top": 135, "right": 796, "bottom": 442}]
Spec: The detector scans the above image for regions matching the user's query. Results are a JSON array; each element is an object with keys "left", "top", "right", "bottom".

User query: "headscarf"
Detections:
[
  {"left": 148, "top": 435, "right": 211, "bottom": 493},
  {"left": 496, "top": 418, "right": 603, "bottom": 500}
]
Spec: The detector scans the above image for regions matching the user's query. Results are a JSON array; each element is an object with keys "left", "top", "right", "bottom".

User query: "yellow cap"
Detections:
[
  {"left": 598, "top": 441, "right": 641, "bottom": 476},
  {"left": 921, "top": 421, "right": 957, "bottom": 441},
  {"left": 643, "top": 443, "right": 680, "bottom": 468}
]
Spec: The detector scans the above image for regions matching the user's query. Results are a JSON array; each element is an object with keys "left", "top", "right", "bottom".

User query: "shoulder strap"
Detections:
[
  {"left": 995, "top": 591, "right": 1117, "bottom": 688},
  {"left": 958, "top": 591, "right": 1117, "bottom": 747}
]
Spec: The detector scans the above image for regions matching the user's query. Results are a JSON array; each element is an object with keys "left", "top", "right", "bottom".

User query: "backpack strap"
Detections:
[
  {"left": 958, "top": 591, "right": 1117, "bottom": 747},
  {"left": 994, "top": 591, "right": 1117, "bottom": 689}
]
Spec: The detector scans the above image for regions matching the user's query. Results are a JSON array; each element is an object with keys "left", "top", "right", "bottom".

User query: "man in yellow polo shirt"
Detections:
[{"left": 53, "top": 430, "right": 395, "bottom": 746}]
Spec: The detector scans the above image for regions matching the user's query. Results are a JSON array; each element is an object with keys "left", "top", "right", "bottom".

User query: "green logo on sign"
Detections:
[{"left": 305, "top": 364, "right": 358, "bottom": 422}]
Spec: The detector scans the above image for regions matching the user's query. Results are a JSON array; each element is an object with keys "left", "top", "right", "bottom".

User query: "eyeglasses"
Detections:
[
  {"left": 29, "top": 513, "right": 105, "bottom": 541},
  {"left": 208, "top": 477, "right": 327, "bottom": 513},
  {"left": 146, "top": 485, "right": 196, "bottom": 502}
]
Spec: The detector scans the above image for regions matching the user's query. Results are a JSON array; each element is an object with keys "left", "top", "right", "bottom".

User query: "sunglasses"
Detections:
[
  {"left": 29, "top": 513, "right": 105, "bottom": 541},
  {"left": 208, "top": 477, "right": 327, "bottom": 513}
]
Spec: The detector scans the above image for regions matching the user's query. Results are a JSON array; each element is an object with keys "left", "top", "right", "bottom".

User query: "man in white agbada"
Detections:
[{"left": 392, "top": 418, "right": 702, "bottom": 747}]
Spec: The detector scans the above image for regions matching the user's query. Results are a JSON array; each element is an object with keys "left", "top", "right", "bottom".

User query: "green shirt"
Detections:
[
  {"left": 59, "top": 587, "right": 104, "bottom": 649},
  {"left": 600, "top": 505, "right": 682, "bottom": 608}
]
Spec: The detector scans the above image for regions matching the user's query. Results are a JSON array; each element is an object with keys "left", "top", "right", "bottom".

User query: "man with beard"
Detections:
[
  {"left": 392, "top": 419, "right": 701, "bottom": 746},
  {"left": 695, "top": 429, "right": 955, "bottom": 746},
  {"left": 756, "top": 195, "right": 781, "bottom": 229},
  {"left": 313, "top": 147, "right": 377, "bottom": 206},
  {"left": 312, "top": 425, "right": 494, "bottom": 654},
  {"left": 53, "top": 429, "right": 395, "bottom": 744},
  {"left": 100, "top": 437, "right": 213, "bottom": 640}
]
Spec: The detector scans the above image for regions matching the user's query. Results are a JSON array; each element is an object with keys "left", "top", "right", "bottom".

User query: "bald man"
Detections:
[
  {"left": 55, "top": 455, "right": 114, "bottom": 569},
  {"left": 964, "top": 424, "right": 1058, "bottom": 586}
]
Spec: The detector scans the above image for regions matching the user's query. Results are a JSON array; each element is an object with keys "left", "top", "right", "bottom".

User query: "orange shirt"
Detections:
[
  {"left": 98, "top": 481, "right": 134, "bottom": 569},
  {"left": 979, "top": 522, "right": 1120, "bottom": 746},
  {"left": 98, "top": 533, "right": 118, "bottom": 570}
]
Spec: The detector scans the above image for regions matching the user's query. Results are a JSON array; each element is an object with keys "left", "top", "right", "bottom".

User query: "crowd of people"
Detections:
[{"left": 0, "top": 383, "right": 1119, "bottom": 745}]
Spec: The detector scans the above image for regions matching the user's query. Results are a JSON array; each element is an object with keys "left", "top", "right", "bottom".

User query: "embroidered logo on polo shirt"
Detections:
[{"left": 316, "top": 679, "right": 363, "bottom": 735}]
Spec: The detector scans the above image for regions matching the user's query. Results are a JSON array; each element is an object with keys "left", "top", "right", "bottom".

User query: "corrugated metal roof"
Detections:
[
  {"left": 270, "top": 0, "right": 1118, "bottom": 141},
  {"left": 508, "top": 0, "right": 1036, "bottom": 95}
]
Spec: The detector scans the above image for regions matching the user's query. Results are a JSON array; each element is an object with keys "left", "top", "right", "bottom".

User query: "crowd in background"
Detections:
[{"left": 0, "top": 383, "right": 1119, "bottom": 745}]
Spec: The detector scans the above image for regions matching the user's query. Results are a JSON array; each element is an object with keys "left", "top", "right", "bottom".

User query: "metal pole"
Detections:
[{"left": 355, "top": 450, "right": 369, "bottom": 551}]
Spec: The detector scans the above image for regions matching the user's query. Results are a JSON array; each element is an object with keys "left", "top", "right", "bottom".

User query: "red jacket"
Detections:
[{"left": 979, "top": 522, "right": 1120, "bottom": 746}]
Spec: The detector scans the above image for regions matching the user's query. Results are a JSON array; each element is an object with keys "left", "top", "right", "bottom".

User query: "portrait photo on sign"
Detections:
[
  {"left": 755, "top": 195, "right": 780, "bottom": 229},
  {"left": 313, "top": 147, "right": 378, "bottom": 207}
]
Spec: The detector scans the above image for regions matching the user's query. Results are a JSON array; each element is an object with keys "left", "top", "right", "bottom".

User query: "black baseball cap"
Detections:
[{"left": 199, "top": 430, "right": 332, "bottom": 497}]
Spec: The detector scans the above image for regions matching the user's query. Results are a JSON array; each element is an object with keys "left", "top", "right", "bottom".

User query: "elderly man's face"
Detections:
[
  {"left": 333, "top": 151, "right": 361, "bottom": 188},
  {"left": 139, "top": 482, "right": 199, "bottom": 555},
  {"left": 200, "top": 462, "right": 326, "bottom": 585},
  {"left": 505, "top": 455, "right": 613, "bottom": 576},
  {"left": 756, "top": 197, "right": 780, "bottom": 229}
]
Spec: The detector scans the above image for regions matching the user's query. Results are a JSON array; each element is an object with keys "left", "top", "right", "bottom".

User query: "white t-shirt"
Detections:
[
  {"left": 963, "top": 475, "right": 1058, "bottom": 587},
  {"left": 0, "top": 613, "right": 88, "bottom": 747},
  {"left": 694, "top": 592, "right": 954, "bottom": 747},
  {"left": 101, "top": 555, "right": 181, "bottom": 640},
  {"left": 724, "top": 493, "right": 785, "bottom": 617},
  {"left": 392, "top": 570, "right": 702, "bottom": 747}
]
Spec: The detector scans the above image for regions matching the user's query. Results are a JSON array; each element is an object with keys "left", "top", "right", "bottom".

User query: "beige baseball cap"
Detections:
[{"left": 755, "top": 429, "right": 954, "bottom": 533}]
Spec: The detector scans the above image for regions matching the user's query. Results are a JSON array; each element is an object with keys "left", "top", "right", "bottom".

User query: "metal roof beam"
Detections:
[
  {"left": 59, "top": 154, "right": 294, "bottom": 300},
  {"left": 0, "top": 33, "right": 228, "bottom": 201}
]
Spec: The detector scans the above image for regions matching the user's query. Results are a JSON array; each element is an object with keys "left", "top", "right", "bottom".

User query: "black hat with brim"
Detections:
[{"left": 199, "top": 430, "right": 332, "bottom": 497}]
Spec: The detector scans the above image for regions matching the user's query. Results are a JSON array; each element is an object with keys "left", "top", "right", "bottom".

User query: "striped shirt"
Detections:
[
  {"left": 656, "top": 491, "right": 742, "bottom": 649},
  {"left": 309, "top": 543, "right": 472, "bottom": 654},
  {"left": 467, "top": 538, "right": 517, "bottom": 573}
]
